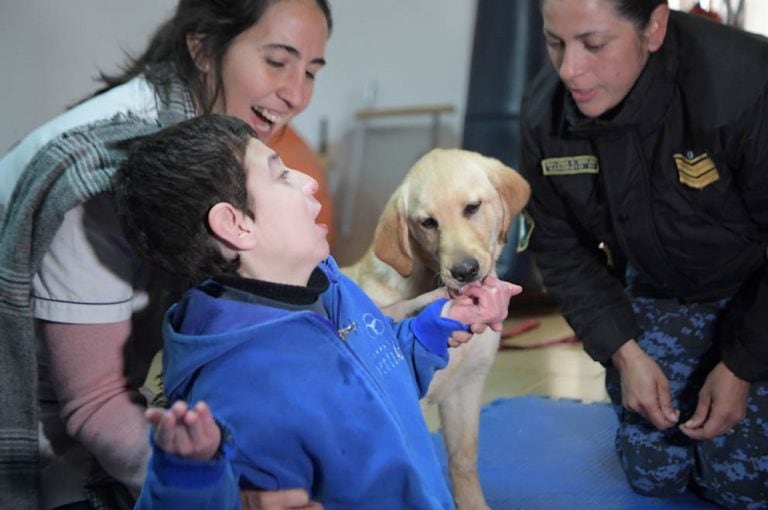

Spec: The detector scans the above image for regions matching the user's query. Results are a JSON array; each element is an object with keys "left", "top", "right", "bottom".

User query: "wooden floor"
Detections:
[{"left": 423, "top": 312, "right": 610, "bottom": 430}]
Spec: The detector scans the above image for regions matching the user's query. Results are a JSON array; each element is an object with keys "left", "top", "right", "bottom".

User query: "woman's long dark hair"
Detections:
[{"left": 95, "top": 0, "right": 332, "bottom": 113}]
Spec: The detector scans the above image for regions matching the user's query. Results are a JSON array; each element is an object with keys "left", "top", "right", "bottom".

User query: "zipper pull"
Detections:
[{"left": 338, "top": 322, "right": 356, "bottom": 341}]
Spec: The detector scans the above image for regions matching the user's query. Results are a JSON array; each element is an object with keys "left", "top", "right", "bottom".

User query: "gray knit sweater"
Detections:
[{"left": 0, "top": 70, "right": 194, "bottom": 509}]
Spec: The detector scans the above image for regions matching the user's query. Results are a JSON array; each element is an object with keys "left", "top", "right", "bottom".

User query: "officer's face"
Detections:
[{"left": 542, "top": 0, "right": 668, "bottom": 118}]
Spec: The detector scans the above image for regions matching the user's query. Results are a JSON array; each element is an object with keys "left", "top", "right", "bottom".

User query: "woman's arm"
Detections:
[{"left": 41, "top": 320, "right": 150, "bottom": 494}]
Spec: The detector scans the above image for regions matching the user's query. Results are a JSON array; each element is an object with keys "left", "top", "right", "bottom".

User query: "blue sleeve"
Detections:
[
  {"left": 134, "top": 436, "right": 240, "bottom": 510},
  {"left": 391, "top": 298, "right": 469, "bottom": 396},
  {"left": 409, "top": 298, "right": 470, "bottom": 357}
]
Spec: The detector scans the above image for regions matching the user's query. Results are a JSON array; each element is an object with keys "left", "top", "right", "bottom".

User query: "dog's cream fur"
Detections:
[{"left": 343, "top": 148, "right": 530, "bottom": 509}]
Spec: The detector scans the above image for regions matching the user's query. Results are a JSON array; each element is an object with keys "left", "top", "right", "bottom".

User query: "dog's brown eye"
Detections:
[
  {"left": 421, "top": 218, "right": 438, "bottom": 230},
  {"left": 464, "top": 202, "right": 481, "bottom": 217}
]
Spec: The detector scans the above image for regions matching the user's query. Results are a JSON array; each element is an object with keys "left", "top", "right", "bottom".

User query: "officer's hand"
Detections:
[
  {"left": 679, "top": 361, "right": 748, "bottom": 440},
  {"left": 611, "top": 340, "right": 680, "bottom": 430}
]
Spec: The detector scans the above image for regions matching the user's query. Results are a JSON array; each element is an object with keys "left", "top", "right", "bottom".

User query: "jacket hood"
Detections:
[{"left": 162, "top": 258, "right": 342, "bottom": 401}]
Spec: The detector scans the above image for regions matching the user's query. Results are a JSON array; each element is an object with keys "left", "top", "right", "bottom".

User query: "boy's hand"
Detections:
[
  {"left": 147, "top": 400, "right": 221, "bottom": 461},
  {"left": 240, "top": 488, "right": 324, "bottom": 509},
  {"left": 447, "top": 277, "right": 521, "bottom": 337}
]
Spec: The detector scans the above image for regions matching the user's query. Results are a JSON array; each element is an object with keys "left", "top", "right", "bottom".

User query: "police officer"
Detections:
[{"left": 519, "top": 1, "right": 768, "bottom": 508}]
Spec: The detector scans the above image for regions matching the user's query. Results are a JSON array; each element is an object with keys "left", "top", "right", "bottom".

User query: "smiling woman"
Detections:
[
  {"left": 97, "top": 0, "right": 331, "bottom": 144},
  {"left": 186, "top": 0, "right": 328, "bottom": 141},
  {"left": 519, "top": 0, "right": 768, "bottom": 507},
  {"left": 0, "top": 1, "right": 332, "bottom": 509}
]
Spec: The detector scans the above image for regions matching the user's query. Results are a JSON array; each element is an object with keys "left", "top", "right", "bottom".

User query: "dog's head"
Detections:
[{"left": 373, "top": 148, "right": 530, "bottom": 292}]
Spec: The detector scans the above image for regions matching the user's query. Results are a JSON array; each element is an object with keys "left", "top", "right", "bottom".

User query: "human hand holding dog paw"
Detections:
[{"left": 447, "top": 277, "right": 522, "bottom": 334}]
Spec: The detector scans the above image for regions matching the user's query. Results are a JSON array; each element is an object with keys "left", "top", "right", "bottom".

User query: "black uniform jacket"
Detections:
[{"left": 520, "top": 11, "right": 768, "bottom": 381}]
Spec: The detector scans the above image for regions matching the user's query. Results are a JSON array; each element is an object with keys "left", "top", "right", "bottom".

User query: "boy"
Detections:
[{"left": 115, "top": 114, "right": 518, "bottom": 509}]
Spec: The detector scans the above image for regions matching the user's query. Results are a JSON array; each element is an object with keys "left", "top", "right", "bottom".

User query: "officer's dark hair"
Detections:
[
  {"left": 115, "top": 114, "right": 258, "bottom": 283},
  {"left": 95, "top": 0, "right": 332, "bottom": 112},
  {"left": 539, "top": 0, "right": 667, "bottom": 31},
  {"left": 608, "top": 0, "right": 668, "bottom": 30}
]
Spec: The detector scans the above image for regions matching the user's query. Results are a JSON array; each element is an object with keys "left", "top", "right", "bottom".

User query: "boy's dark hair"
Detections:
[{"left": 115, "top": 114, "right": 257, "bottom": 282}]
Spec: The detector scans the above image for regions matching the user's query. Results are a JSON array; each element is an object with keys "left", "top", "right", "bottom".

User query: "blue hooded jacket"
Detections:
[{"left": 136, "top": 257, "right": 464, "bottom": 509}]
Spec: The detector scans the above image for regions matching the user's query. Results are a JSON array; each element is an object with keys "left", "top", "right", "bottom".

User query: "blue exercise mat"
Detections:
[{"left": 431, "top": 396, "right": 718, "bottom": 509}]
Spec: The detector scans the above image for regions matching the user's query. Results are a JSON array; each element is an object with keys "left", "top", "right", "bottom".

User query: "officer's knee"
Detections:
[
  {"left": 698, "top": 472, "right": 768, "bottom": 510},
  {"left": 702, "top": 487, "right": 768, "bottom": 510},
  {"left": 623, "top": 466, "right": 690, "bottom": 498},
  {"left": 615, "top": 427, "right": 693, "bottom": 497},
  {"left": 696, "top": 431, "right": 768, "bottom": 509}
]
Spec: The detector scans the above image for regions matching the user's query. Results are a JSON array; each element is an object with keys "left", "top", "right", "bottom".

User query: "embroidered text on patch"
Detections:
[
  {"left": 541, "top": 156, "right": 599, "bottom": 176},
  {"left": 673, "top": 152, "right": 719, "bottom": 189}
]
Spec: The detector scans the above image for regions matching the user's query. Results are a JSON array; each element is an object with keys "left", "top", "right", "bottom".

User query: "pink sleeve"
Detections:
[{"left": 41, "top": 320, "right": 151, "bottom": 494}]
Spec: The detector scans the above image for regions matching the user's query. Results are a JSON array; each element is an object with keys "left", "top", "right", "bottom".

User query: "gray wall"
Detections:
[{"left": 0, "top": 1, "right": 176, "bottom": 154}]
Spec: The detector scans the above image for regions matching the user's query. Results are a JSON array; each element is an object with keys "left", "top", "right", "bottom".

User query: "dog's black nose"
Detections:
[{"left": 450, "top": 257, "right": 480, "bottom": 283}]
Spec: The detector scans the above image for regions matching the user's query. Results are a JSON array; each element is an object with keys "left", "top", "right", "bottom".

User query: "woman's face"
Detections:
[
  {"left": 541, "top": 0, "right": 667, "bottom": 118},
  {"left": 207, "top": 0, "right": 328, "bottom": 142}
]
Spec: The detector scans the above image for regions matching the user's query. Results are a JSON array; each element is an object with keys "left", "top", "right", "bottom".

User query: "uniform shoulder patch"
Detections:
[
  {"left": 673, "top": 151, "right": 719, "bottom": 189},
  {"left": 541, "top": 155, "right": 599, "bottom": 176}
]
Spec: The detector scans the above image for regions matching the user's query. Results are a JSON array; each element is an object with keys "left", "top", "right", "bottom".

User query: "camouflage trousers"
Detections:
[{"left": 605, "top": 288, "right": 768, "bottom": 510}]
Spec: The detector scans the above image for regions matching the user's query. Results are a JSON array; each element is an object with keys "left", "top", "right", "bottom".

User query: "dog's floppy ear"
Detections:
[
  {"left": 483, "top": 157, "right": 531, "bottom": 244},
  {"left": 373, "top": 191, "right": 413, "bottom": 277}
]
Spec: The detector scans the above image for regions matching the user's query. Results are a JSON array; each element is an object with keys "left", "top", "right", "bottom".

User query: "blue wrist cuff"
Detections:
[{"left": 411, "top": 298, "right": 470, "bottom": 356}]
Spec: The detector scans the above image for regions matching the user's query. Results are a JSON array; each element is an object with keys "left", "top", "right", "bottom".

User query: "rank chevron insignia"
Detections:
[{"left": 673, "top": 152, "right": 720, "bottom": 189}]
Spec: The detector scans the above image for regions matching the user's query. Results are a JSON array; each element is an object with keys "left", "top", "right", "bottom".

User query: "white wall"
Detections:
[
  {"left": 3, "top": 1, "right": 766, "bottom": 156},
  {"left": 0, "top": 0, "right": 477, "bottom": 155},
  {"left": 0, "top": 1, "right": 177, "bottom": 154},
  {"left": 292, "top": 0, "right": 477, "bottom": 150},
  {"left": 670, "top": 0, "right": 768, "bottom": 33}
]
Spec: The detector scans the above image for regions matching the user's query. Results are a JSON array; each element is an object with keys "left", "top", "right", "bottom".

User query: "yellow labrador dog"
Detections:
[{"left": 343, "top": 148, "right": 530, "bottom": 509}]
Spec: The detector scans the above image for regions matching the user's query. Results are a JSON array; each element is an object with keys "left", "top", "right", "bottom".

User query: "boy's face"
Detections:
[{"left": 242, "top": 137, "right": 330, "bottom": 284}]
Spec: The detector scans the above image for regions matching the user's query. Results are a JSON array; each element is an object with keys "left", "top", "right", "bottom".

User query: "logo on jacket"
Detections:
[
  {"left": 541, "top": 155, "right": 599, "bottom": 176},
  {"left": 673, "top": 151, "right": 719, "bottom": 189},
  {"left": 363, "top": 313, "right": 385, "bottom": 338},
  {"left": 372, "top": 342, "right": 405, "bottom": 376}
]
